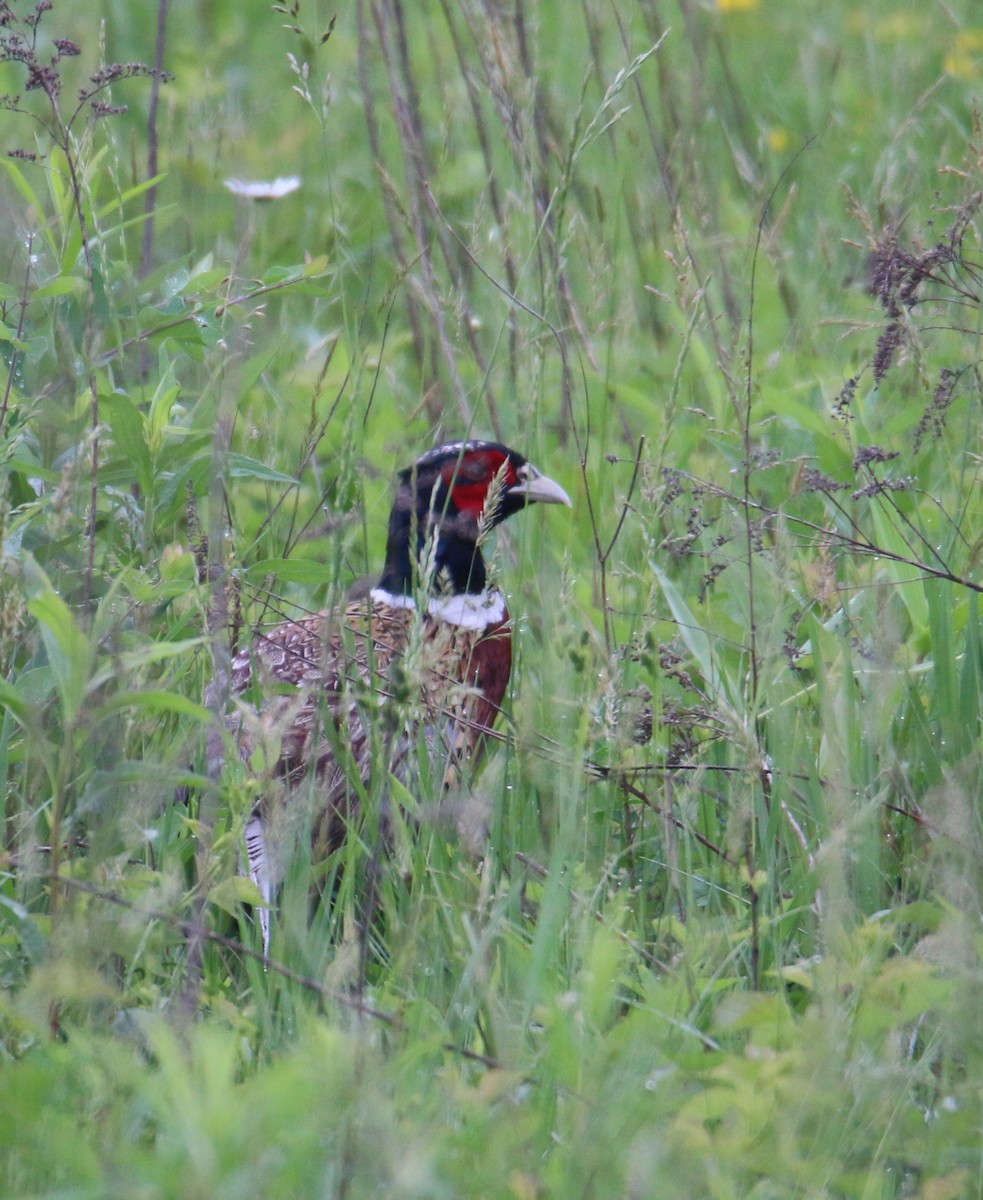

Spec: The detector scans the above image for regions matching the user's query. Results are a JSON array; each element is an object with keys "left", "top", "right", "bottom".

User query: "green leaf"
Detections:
[
  {"left": 302, "top": 254, "right": 331, "bottom": 276},
  {"left": 22, "top": 555, "right": 92, "bottom": 725},
  {"left": 925, "top": 578, "right": 958, "bottom": 756},
  {"left": 147, "top": 383, "right": 183, "bottom": 453},
  {"left": 103, "top": 392, "right": 152, "bottom": 490},
  {"left": 0, "top": 322, "right": 25, "bottom": 345},
  {"left": 867, "top": 500, "right": 929, "bottom": 630},
  {"left": 94, "top": 690, "right": 212, "bottom": 723},
  {"left": 225, "top": 453, "right": 299, "bottom": 485},
  {"left": 95, "top": 171, "right": 168, "bottom": 218},
  {"left": 0, "top": 676, "right": 39, "bottom": 726},
  {"left": 261, "top": 264, "right": 299, "bottom": 285},
  {"left": 760, "top": 392, "right": 829, "bottom": 435},
  {"left": 0, "top": 159, "right": 57, "bottom": 254},
  {"left": 86, "top": 637, "right": 204, "bottom": 692},
  {"left": 650, "top": 560, "right": 737, "bottom": 709},
  {"left": 209, "top": 875, "right": 268, "bottom": 918},
  {"left": 182, "top": 268, "right": 229, "bottom": 294},
  {"left": 0, "top": 893, "right": 47, "bottom": 961},
  {"left": 32, "top": 276, "right": 87, "bottom": 299},
  {"left": 875, "top": 900, "right": 943, "bottom": 932},
  {"left": 177, "top": 451, "right": 297, "bottom": 496}
]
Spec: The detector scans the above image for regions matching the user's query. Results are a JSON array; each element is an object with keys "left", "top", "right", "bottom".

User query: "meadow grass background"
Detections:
[{"left": 2, "top": 1, "right": 983, "bottom": 1196}]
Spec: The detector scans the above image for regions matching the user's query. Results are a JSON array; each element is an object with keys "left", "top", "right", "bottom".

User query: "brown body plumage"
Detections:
[
  {"left": 226, "top": 594, "right": 512, "bottom": 847},
  {"left": 210, "top": 440, "right": 570, "bottom": 949}
]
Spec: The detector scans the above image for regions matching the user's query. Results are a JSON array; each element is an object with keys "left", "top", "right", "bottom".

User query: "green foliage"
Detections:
[{"left": 2, "top": 0, "right": 983, "bottom": 1195}]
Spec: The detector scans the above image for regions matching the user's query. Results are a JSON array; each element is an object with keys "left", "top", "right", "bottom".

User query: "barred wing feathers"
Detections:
[{"left": 221, "top": 596, "right": 512, "bottom": 950}]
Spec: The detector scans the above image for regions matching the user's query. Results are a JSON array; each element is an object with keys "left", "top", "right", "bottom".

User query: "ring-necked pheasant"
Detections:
[{"left": 211, "top": 440, "right": 571, "bottom": 949}]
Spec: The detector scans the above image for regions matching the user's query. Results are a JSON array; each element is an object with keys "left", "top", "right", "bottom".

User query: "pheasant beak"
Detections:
[{"left": 513, "top": 462, "right": 573, "bottom": 507}]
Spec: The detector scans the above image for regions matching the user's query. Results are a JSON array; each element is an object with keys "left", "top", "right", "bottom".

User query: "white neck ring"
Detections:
[{"left": 370, "top": 586, "right": 506, "bottom": 629}]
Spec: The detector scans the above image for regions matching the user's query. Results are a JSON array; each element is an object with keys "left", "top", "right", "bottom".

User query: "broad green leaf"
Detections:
[
  {"left": 0, "top": 158, "right": 57, "bottom": 254},
  {"left": 0, "top": 322, "right": 25, "bottom": 344},
  {"left": 86, "top": 637, "right": 204, "bottom": 692},
  {"left": 759, "top": 391, "right": 829, "bottom": 435},
  {"left": 225, "top": 453, "right": 298, "bottom": 485},
  {"left": 147, "top": 380, "right": 182, "bottom": 450},
  {"left": 177, "top": 451, "right": 299, "bottom": 495},
  {"left": 874, "top": 900, "right": 944, "bottom": 932},
  {"left": 32, "top": 276, "right": 86, "bottom": 299},
  {"left": 94, "top": 690, "right": 212, "bottom": 723},
  {"left": 209, "top": 875, "right": 268, "bottom": 918},
  {"left": 855, "top": 957, "right": 951, "bottom": 1037},
  {"left": 261, "top": 264, "right": 299, "bottom": 285},
  {"left": 0, "top": 891, "right": 29, "bottom": 921},
  {"left": 0, "top": 677, "right": 39, "bottom": 725},
  {"left": 182, "top": 268, "right": 228, "bottom": 294},
  {"left": 103, "top": 392, "right": 152, "bottom": 489},
  {"left": 867, "top": 499, "right": 929, "bottom": 631},
  {"left": 650, "top": 560, "right": 736, "bottom": 708},
  {"left": 778, "top": 963, "right": 815, "bottom": 989},
  {"left": 22, "top": 554, "right": 92, "bottom": 725},
  {"left": 219, "top": 349, "right": 277, "bottom": 410},
  {"left": 0, "top": 894, "right": 47, "bottom": 961}
]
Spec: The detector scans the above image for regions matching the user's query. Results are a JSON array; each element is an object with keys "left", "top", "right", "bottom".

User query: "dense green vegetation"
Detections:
[{"left": 2, "top": 0, "right": 983, "bottom": 1195}]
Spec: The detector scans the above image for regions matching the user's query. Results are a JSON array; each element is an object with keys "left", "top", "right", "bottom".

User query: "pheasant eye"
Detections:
[
  {"left": 462, "top": 458, "right": 490, "bottom": 481},
  {"left": 446, "top": 450, "right": 506, "bottom": 487}
]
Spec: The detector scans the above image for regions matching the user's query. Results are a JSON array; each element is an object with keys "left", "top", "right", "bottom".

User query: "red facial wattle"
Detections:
[{"left": 441, "top": 448, "right": 519, "bottom": 517}]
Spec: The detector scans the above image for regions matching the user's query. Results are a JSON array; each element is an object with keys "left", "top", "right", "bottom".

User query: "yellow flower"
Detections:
[
  {"left": 954, "top": 29, "right": 983, "bottom": 51},
  {"left": 945, "top": 52, "right": 977, "bottom": 80},
  {"left": 945, "top": 32, "right": 983, "bottom": 80},
  {"left": 717, "top": 0, "right": 759, "bottom": 12},
  {"left": 767, "top": 127, "right": 790, "bottom": 154},
  {"left": 873, "top": 13, "right": 923, "bottom": 40}
]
